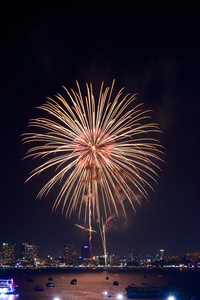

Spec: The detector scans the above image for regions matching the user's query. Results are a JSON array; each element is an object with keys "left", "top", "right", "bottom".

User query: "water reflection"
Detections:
[{"left": 0, "top": 295, "right": 19, "bottom": 300}]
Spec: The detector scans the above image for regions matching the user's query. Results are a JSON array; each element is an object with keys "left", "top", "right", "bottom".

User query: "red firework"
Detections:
[{"left": 73, "top": 128, "right": 114, "bottom": 168}]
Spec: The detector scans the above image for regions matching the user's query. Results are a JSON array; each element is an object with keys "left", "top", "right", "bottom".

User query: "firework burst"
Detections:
[{"left": 22, "top": 80, "right": 163, "bottom": 225}]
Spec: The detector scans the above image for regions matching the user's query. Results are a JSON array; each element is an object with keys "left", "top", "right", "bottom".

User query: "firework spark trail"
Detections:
[
  {"left": 22, "top": 80, "right": 164, "bottom": 254},
  {"left": 88, "top": 182, "right": 92, "bottom": 256},
  {"left": 99, "top": 214, "right": 116, "bottom": 267},
  {"left": 74, "top": 224, "right": 97, "bottom": 233},
  {"left": 99, "top": 218, "right": 107, "bottom": 266}
]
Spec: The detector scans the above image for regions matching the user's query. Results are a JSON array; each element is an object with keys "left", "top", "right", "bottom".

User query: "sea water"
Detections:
[{"left": 0, "top": 268, "right": 200, "bottom": 300}]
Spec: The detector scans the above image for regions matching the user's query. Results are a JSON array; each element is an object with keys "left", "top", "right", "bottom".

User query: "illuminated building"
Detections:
[
  {"left": 127, "top": 252, "right": 140, "bottom": 266},
  {"left": 164, "top": 254, "right": 180, "bottom": 263},
  {"left": 81, "top": 244, "right": 90, "bottom": 259},
  {"left": 114, "top": 253, "right": 120, "bottom": 265},
  {"left": 96, "top": 255, "right": 105, "bottom": 265},
  {"left": 20, "top": 243, "right": 26, "bottom": 260},
  {"left": 186, "top": 250, "right": 200, "bottom": 264},
  {"left": 64, "top": 244, "right": 78, "bottom": 265},
  {"left": 156, "top": 249, "right": 165, "bottom": 260},
  {"left": 144, "top": 255, "right": 152, "bottom": 264},
  {"left": 20, "top": 242, "right": 39, "bottom": 261},
  {"left": 106, "top": 253, "right": 120, "bottom": 266},
  {"left": 1, "top": 243, "right": 15, "bottom": 265}
]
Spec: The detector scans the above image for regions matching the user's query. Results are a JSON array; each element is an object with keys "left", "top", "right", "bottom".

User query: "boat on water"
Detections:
[
  {"left": 34, "top": 285, "right": 44, "bottom": 291},
  {"left": 0, "top": 278, "right": 16, "bottom": 294},
  {"left": 126, "top": 284, "right": 168, "bottom": 298},
  {"left": 70, "top": 279, "right": 77, "bottom": 285},
  {"left": 46, "top": 282, "right": 54, "bottom": 287}
]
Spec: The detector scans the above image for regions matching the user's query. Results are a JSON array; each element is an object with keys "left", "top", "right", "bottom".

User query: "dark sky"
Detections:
[{"left": 0, "top": 1, "right": 200, "bottom": 257}]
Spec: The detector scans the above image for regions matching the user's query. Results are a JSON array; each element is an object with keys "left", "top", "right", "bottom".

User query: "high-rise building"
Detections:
[
  {"left": 81, "top": 244, "right": 90, "bottom": 259},
  {"left": 186, "top": 251, "right": 200, "bottom": 264},
  {"left": 20, "top": 243, "right": 26, "bottom": 260},
  {"left": 106, "top": 253, "right": 120, "bottom": 265},
  {"left": 1, "top": 243, "right": 15, "bottom": 265},
  {"left": 157, "top": 249, "right": 164, "bottom": 260},
  {"left": 64, "top": 244, "right": 78, "bottom": 265},
  {"left": 127, "top": 252, "right": 140, "bottom": 265},
  {"left": 20, "top": 243, "right": 39, "bottom": 261}
]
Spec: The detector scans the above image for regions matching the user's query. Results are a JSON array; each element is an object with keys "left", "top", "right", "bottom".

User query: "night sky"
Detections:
[{"left": 0, "top": 1, "right": 200, "bottom": 257}]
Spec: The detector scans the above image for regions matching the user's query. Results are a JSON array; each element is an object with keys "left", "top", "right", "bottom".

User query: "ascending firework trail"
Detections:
[{"left": 99, "top": 214, "right": 116, "bottom": 267}]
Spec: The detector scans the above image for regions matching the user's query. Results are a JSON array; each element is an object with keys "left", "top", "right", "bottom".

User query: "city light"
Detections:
[{"left": 53, "top": 297, "right": 60, "bottom": 300}]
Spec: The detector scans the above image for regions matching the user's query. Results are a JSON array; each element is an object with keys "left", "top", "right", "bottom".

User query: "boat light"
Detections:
[
  {"left": 0, "top": 287, "right": 8, "bottom": 294},
  {"left": 102, "top": 291, "right": 108, "bottom": 295}
]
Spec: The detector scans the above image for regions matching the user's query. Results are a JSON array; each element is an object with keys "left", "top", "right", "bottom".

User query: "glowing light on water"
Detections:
[
  {"left": 168, "top": 296, "right": 176, "bottom": 300},
  {"left": 102, "top": 291, "right": 108, "bottom": 295}
]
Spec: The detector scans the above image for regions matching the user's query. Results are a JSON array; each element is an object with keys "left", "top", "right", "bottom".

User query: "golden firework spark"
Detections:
[{"left": 22, "top": 80, "right": 163, "bottom": 224}]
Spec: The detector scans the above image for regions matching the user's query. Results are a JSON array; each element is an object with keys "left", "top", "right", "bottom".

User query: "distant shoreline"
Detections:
[{"left": 1, "top": 266, "right": 200, "bottom": 273}]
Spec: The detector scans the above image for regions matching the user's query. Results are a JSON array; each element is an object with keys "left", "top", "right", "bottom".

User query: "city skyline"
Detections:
[
  {"left": 1, "top": 240, "right": 200, "bottom": 261},
  {"left": 0, "top": 2, "right": 200, "bottom": 258},
  {"left": 2, "top": 241, "right": 200, "bottom": 273}
]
